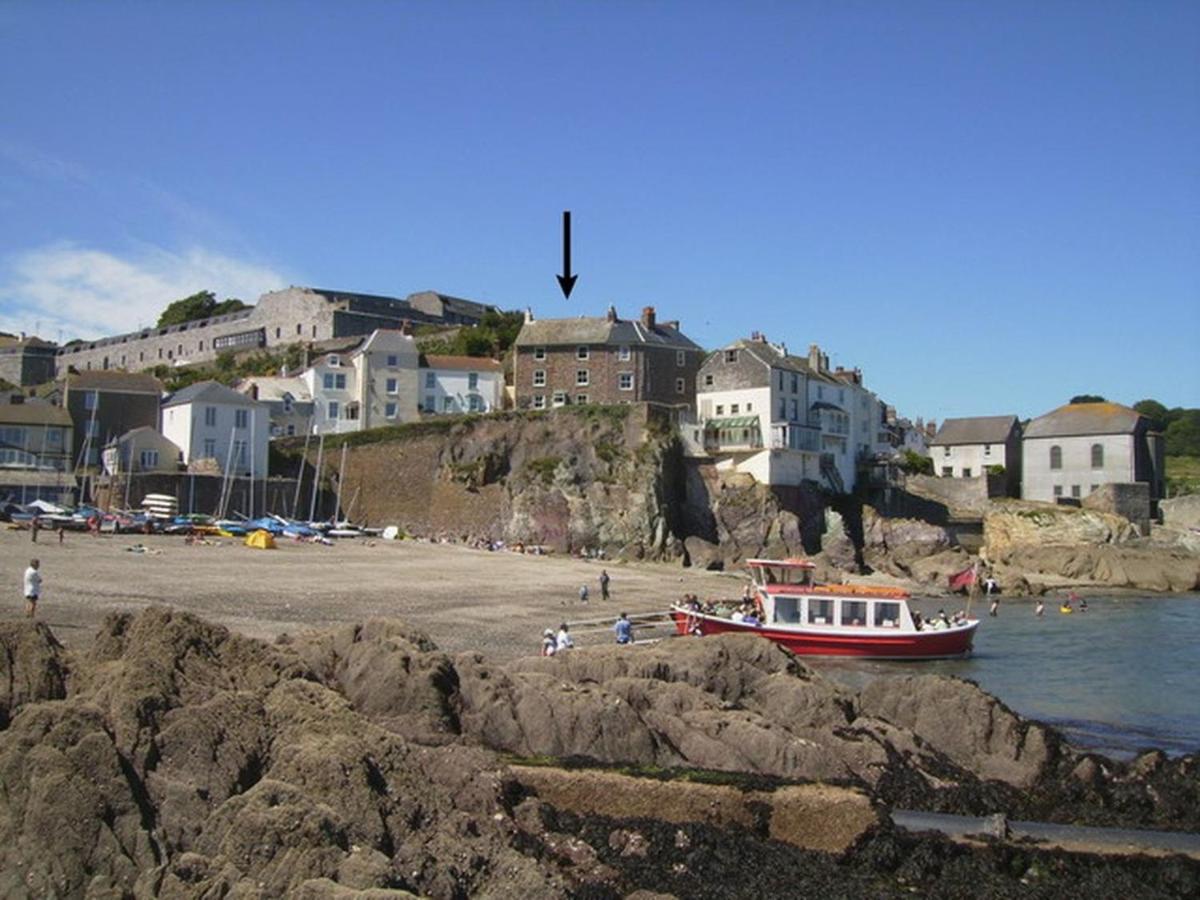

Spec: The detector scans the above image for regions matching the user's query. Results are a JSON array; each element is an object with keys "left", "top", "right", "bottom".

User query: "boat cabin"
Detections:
[{"left": 746, "top": 559, "right": 916, "bottom": 631}]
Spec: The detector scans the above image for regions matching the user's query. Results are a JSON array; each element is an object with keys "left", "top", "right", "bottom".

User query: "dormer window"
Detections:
[
  {"left": 577, "top": 346, "right": 590, "bottom": 361},
  {"left": 327, "top": 355, "right": 340, "bottom": 367},
  {"left": 724, "top": 350, "right": 738, "bottom": 363}
]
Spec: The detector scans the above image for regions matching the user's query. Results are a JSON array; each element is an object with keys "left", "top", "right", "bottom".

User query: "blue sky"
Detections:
[{"left": 1, "top": 1, "right": 1196, "bottom": 421}]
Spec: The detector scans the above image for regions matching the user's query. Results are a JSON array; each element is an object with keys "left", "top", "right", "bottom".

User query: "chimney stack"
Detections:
[
  {"left": 524, "top": 307, "right": 535, "bottom": 324},
  {"left": 641, "top": 306, "right": 656, "bottom": 329},
  {"left": 250, "top": 384, "right": 259, "bottom": 400},
  {"left": 606, "top": 305, "right": 618, "bottom": 323},
  {"left": 400, "top": 318, "right": 413, "bottom": 336},
  {"left": 808, "top": 343, "right": 822, "bottom": 372}
]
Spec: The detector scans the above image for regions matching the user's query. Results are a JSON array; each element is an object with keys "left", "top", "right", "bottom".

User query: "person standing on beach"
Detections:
[
  {"left": 30, "top": 517, "right": 40, "bottom": 543},
  {"left": 23, "top": 559, "right": 41, "bottom": 618},
  {"left": 599, "top": 569, "right": 611, "bottom": 601},
  {"left": 579, "top": 584, "right": 589, "bottom": 604}
]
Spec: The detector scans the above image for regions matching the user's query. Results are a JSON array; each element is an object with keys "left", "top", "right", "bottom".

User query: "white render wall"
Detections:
[
  {"left": 1022, "top": 434, "right": 1136, "bottom": 502},
  {"left": 934, "top": 442, "right": 1010, "bottom": 478},
  {"left": 421, "top": 368, "right": 503, "bottom": 414},
  {"left": 162, "top": 400, "right": 269, "bottom": 476}
]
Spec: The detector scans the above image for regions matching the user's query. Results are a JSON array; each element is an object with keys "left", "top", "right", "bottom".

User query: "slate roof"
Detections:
[
  {"left": 725, "top": 339, "right": 812, "bottom": 374},
  {"left": 929, "top": 415, "right": 1019, "bottom": 446},
  {"left": 237, "top": 377, "right": 312, "bottom": 403},
  {"left": 0, "top": 403, "right": 73, "bottom": 427},
  {"left": 421, "top": 355, "right": 503, "bottom": 371},
  {"left": 1023, "top": 403, "right": 1143, "bottom": 439},
  {"left": 515, "top": 315, "right": 702, "bottom": 351},
  {"left": 163, "top": 381, "right": 259, "bottom": 409},
  {"left": 63, "top": 370, "right": 163, "bottom": 394}
]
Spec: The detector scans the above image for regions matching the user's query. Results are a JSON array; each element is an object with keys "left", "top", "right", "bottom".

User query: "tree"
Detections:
[
  {"left": 156, "top": 290, "right": 248, "bottom": 327},
  {"left": 1069, "top": 394, "right": 1107, "bottom": 404},
  {"left": 899, "top": 449, "right": 933, "bottom": 475},
  {"left": 1165, "top": 410, "right": 1200, "bottom": 457},
  {"left": 1133, "top": 399, "right": 1169, "bottom": 432}
]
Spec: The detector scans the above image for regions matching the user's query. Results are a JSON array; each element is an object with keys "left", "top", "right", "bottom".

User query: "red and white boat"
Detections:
[{"left": 670, "top": 558, "right": 978, "bottom": 660}]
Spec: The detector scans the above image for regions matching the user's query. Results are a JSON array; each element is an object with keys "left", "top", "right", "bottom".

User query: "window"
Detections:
[
  {"left": 275, "top": 327, "right": 281, "bottom": 339},
  {"left": 533, "top": 369, "right": 546, "bottom": 387},
  {"left": 618, "top": 372, "right": 634, "bottom": 391},
  {"left": 296, "top": 324, "right": 303, "bottom": 335},
  {"left": 676, "top": 377, "right": 685, "bottom": 394},
  {"left": 551, "top": 391, "right": 567, "bottom": 407},
  {"left": 576, "top": 370, "right": 589, "bottom": 386},
  {"left": 323, "top": 373, "right": 335, "bottom": 390},
  {"left": 203, "top": 438, "right": 216, "bottom": 458},
  {"left": 386, "top": 378, "right": 398, "bottom": 395},
  {"left": 1053, "top": 485, "right": 1063, "bottom": 497},
  {"left": 808, "top": 598, "right": 834, "bottom": 625},
  {"left": 204, "top": 406, "right": 217, "bottom": 427},
  {"left": 425, "top": 371, "right": 435, "bottom": 388},
  {"left": 984, "top": 444, "right": 992, "bottom": 456},
  {"left": 576, "top": 346, "right": 589, "bottom": 360},
  {"left": 730, "top": 404, "right": 739, "bottom": 414},
  {"left": 469, "top": 395, "right": 483, "bottom": 412},
  {"left": 328, "top": 401, "right": 339, "bottom": 419},
  {"left": 618, "top": 345, "right": 631, "bottom": 361},
  {"left": 1091, "top": 443, "right": 1104, "bottom": 468},
  {"left": 777, "top": 371, "right": 784, "bottom": 390},
  {"left": 334, "top": 373, "right": 346, "bottom": 390},
  {"left": 676, "top": 350, "right": 686, "bottom": 366},
  {"left": 1050, "top": 445, "right": 1062, "bottom": 470},
  {"left": 385, "top": 402, "right": 397, "bottom": 418},
  {"left": 703, "top": 374, "right": 714, "bottom": 387},
  {"left": 745, "top": 403, "right": 752, "bottom": 412},
  {"left": 790, "top": 399, "right": 798, "bottom": 421},
  {"left": 724, "top": 350, "right": 738, "bottom": 363},
  {"left": 716, "top": 405, "right": 724, "bottom": 415},
  {"left": 234, "top": 441, "right": 247, "bottom": 466},
  {"left": 438, "top": 397, "right": 451, "bottom": 412},
  {"left": 791, "top": 374, "right": 798, "bottom": 394},
  {"left": 533, "top": 347, "right": 546, "bottom": 360},
  {"left": 874, "top": 602, "right": 901, "bottom": 628},
  {"left": 468, "top": 372, "right": 478, "bottom": 390},
  {"left": 532, "top": 395, "right": 546, "bottom": 410},
  {"left": 235, "top": 409, "right": 248, "bottom": 429},
  {"left": 424, "top": 395, "right": 434, "bottom": 411},
  {"left": 1071, "top": 484, "right": 1081, "bottom": 498},
  {"left": 843, "top": 601, "right": 867, "bottom": 626},
  {"left": 778, "top": 400, "right": 786, "bottom": 418},
  {"left": 312, "top": 324, "right": 317, "bottom": 338},
  {"left": 286, "top": 425, "right": 295, "bottom": 436},
  {"left": 282, "top": 395, "right": 293, "bottom": 414},
  {"left": 139, "top": 449, "right": 159, "bottom": 469},
  {"left": 327, "top": 355, "right": 340, "bottom": 368},
  {"left": 943, "top": 446, "right": 951, "bottom": 457},
  {"left": 942, "top": 466, "right": 953, "bottom": 476},
  {"left": 575, "top": 394, "right": 588, "bottom": 405},
  {"left": 84, "top": 390, "right": 98, "bottom": 411},
  {"left": 386, "top": 354, "right": 398, "bottom": 367},
  {"left": 817, "top": 385, "right": 823, "bottom": 399},
  {"left": 962, "top": 467, "right": 972, "bottom": 478}
]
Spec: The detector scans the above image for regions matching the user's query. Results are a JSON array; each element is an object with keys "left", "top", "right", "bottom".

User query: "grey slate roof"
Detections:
[
  {"left": 516, "top": 316, "right": 702, "bottom": 351},
  {"left": 64, "top": 370, "right": 163, "bottom": 394},
  {"left": 1023, "top": 403, "right": 1143, "bottom": 438},
  {"left": 930, "top": 415, "right": 1018, "bottom": 446},
  {"left": 726, "top": 339, "right": 812, "bottom": 373},
  {"left": 0, "top": 403, "right": 73, "bottom": 427},
  {"left": 163, "top": 380, "right": 259, "bottom": 409}
]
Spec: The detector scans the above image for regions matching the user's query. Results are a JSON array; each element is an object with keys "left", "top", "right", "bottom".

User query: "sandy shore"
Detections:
[{"left": 1, "top": 527, "right": 740, "bottom": 659}]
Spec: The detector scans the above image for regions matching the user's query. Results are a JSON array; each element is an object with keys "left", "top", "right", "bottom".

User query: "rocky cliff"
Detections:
[{"left": 2, "top": 611, "right": 1197, "bottom": 898}]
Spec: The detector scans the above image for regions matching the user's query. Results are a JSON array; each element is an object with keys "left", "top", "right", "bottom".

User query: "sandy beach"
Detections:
[{"left": 0, "top": 527, "right": 739, "bottom": 658}]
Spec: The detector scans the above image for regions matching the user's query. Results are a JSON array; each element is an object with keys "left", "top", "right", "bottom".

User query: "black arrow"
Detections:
[{"left": 556, "top": 210, "right": 578, "bottom": 298}]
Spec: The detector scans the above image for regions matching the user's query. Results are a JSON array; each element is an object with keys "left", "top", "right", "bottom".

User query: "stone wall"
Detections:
[
  {"left": 0, "top": 343, "right": 57, "bottom": 386},
  {"left": 904, "top": 473, "right": 1001, "bottom": 516},
  {"left": 1081, "top": 482, "right": 1151, "bottom": 534}
]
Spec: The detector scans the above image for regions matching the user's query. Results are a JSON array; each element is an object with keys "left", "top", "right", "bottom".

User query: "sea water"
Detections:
[{"left": 813, "top": 593, "right": 1200, "bottom": 758}]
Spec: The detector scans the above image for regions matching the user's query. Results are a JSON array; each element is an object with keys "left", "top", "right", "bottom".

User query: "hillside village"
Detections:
[{"left": 0, "top": 285, "right": 1196, "bottom": 584}]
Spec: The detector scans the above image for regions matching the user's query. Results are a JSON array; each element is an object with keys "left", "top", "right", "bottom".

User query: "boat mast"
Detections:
[
  {"left": 307, "top": 432, "right": 325, "bottom": 523},
  {"left": 290, "top": 421, "right": 312, "bottom": 518},
  {"left": 334, "top": 441, "right": 348, "bottom": 524}
]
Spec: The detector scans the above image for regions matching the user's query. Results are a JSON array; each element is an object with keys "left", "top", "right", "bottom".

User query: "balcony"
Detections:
[{"left": 703, "top": 415, "right": 762, "bottom": 452}]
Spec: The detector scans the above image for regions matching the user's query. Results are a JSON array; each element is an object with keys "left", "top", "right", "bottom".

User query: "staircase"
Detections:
[{"left": 820, "top": 453, "right": 845, "bottom": 494}]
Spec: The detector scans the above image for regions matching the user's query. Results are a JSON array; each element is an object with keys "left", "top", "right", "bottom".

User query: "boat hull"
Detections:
[{"left": 670, "top": 609, "right": 976, "bottom": 660}]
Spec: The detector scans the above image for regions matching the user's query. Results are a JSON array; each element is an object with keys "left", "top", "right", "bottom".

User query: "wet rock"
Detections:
[{"left": 683, "top": 536, "right": 723, "bottom": 570}]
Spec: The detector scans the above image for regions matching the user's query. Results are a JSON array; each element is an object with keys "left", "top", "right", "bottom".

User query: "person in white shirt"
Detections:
[
  {"left": 23, "top": 558, "right": 42, "bottom": 619},
  {"left": 541, "top": 629, "right": 557, "bottom": 656},
  {"left": 556, "top": 623, "right": 574, "bottom": 652}
]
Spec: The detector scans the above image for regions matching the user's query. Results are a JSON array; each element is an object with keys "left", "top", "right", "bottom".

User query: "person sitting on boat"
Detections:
[
  {"left": 730, "top": 608, "right": 745, "bottom": 623},
  {"left": 912, "top": 610, "right": 924, "bottom": 631},
  {"left": 938, "top": 609, "right": 953, "bottom": 629},
  {"left": 541, "top": 629, "right": 557, "bottom": 657},
  {"left": 556, "top": 623, "right": 574, "bottom": 651}
]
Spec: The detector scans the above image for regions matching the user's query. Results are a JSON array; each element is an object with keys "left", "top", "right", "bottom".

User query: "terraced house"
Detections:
[{"left": 513, "top": 306, "right": 703, "bottom": 411}]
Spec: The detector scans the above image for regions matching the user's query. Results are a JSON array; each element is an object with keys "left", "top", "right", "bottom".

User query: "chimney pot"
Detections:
[
  {"left": 606, "top": 305, "right": 617, "bottom": 322},
  {"left": 641, "top": 306, "right": 656, "bottom": 329},
  {"left": 524, "top": 307, "right": 535, "bottom": 323}
]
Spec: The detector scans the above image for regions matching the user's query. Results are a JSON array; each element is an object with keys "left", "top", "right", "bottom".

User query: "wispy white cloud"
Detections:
[{"left": 0, "top": 243, "right": 290, "bottom": 342}]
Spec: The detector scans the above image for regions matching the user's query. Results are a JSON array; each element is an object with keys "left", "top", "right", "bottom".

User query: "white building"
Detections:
[
  {"left": 236, "top": 376, "right": 314, "bottom": 438},
  {"left": 419, "top": 355, "right": 505, "bottom": 415},
  {"left": 1022, "top": 402, "right": 1164, "bottom": 503},
  {"left": 300, "top": 329, "right": 421, "bottom": 434},
  {"left": 928, "top": 415, "right": 1022, "bottom": 485},
  {"left": 161, "top": 381, "right": 269, "bottom": 476}
]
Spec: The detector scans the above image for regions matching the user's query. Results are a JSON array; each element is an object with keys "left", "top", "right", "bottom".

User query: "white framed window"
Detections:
[
  {"left": 533, "top": 347, "right": 546, "bottom": 361},
  {"left": 618, "top": 372, "right": 634, "bottom": 391},
  {"left": 203, "top": 438, "right": 216, "bottom": 457},
  {"left": 618, "top": 345, "right": 631, "bottom": 361},
  {"left": 745, "top": 402, "right": 752, "bottom": 412},
  {"left": 327, "top": 354, "right": 340, "bottom": 367},
  {"left": 425, "top": 371, "right": 436, "bottom": 388},
  {"left": 468, "top": 372, "right": 478, "bottom": 389},
  {"left": 1053, "top": 484, "right": 1063, "bottom": 497},
  {"left": 386, "top": 378, "right": 398, "bottom": 395},
  {"left": 323, "top": 373, "right": 334, "bottom": 390},
  {"left": 443, "top": 397, "right": 453, "bottom": 412},
  {"left": 204, "top": 406, "right": 217, "bottom": 427},
  {"left": 468, "top": 395, "right": 483, "bottom": 412},
  {"left": 334, "top": 373, "right": 346, "bottom": 390},
  {"left": 533, "top": 369, "right": 546, "bottom": 387},
  {"left": 424, "top": 395, "right": 434, "bottom": 411},
  {"left": 139, "top": 449, "right": 159, "bottom": 469},
  {"left": 385, "top": 402, "right": 398, "bottom": 418},
  {"left": 703, "top": 374, "right": 714, "bottom": 387},
  {"left": 984, "top": 444, "right": 992, "bottom": 456},
  {"left": 386, "top": 354, "right": 398, "bottom": 367},
  {"left": 576, "top": 370, "right": 589, "bottom": 386},
  {"left": 235, "top": 409, "right": 248, "bottom": 429},
  {"left": 943, "top": 446, "right": 951, "bottom": 457},
  {"left": 552, "top": 391, "right": 568, "bottom": 407},
  {"left": 677, "top": 350, "right": 686, "bottom": 366},
  {"left": 576, "top": 346, "right": 589, "bottom": 360},
  {"left": 575, "top": 394, "right": 588, "bottom": 405},
  {"left": 328, "top": 401, "right": 339, "bottom": 419},
  {"left": 532, "top": 395, "right": 546, "bottom": 410},
  {"left": 716, "top": 405, "right": 724, "bottom": 415},
  {"left": 676, "top": 378, "right": 685, "bottom": 394}
]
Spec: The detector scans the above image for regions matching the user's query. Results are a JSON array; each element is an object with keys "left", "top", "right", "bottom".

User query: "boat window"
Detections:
[
  {"left": 842, "top": 600, "right": 868, "bottom": 626},
  {"left": 874, "top": 601, "right": 901, "bottom": 628},
  {"left": 774, "top": 597, "right": 800, "bottom": 624},
  {"left": 808, "top": 598, "right": 834, "bottom": 625}
]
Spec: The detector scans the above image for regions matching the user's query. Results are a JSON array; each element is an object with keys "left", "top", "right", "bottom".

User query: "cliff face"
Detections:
[{"left": 300, "top": 406, "right": 682, "bottom": 559}]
